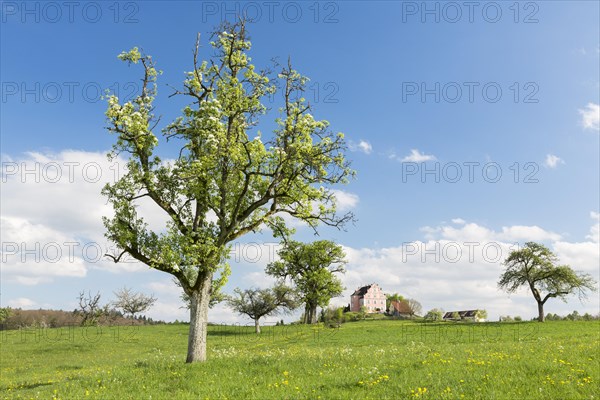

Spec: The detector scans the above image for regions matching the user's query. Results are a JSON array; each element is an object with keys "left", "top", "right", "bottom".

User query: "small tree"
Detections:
[
  {"left": 322, "top": 306, "right": 344, "bottom": 327},
  {"left": 0, "top": 307, "right": 12, "bottom": 322},
  {"left": 424, "top": 308, "right": 443, "bottom": 321},
  {"left": 227, "top": 285, "right": 298, "bottom": 333},
  {"left": 266, "top": 240, "right": 346, "bottom": 324},
  {"left": 498, "top": 242, "right": 597, "bottom": 322},
  {"left": 406, "top": 298, "right": 422, "bottom": 318},
  {"left": 475, "top": 309, "right": 488, "bottom": 321},
  {"left": 359, "top": 305, "right": 368, "bottom": 320},
  {"left": 582, "top": 313, "right": 592, "bottom": 321},
  {"left": 77, "top": 291, "right": 104, "bottom": 326},
  {"left": 113, "top": 287, "right": 157, "bottom": 319},
  {"left": 566, "top": 310, "right": 581, "bottom": 321}
]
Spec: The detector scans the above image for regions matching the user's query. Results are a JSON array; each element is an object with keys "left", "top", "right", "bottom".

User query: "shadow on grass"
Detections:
[
  {"left": 56, "top": 365, "right": 84, "bottom": 371},
  {"left": 15, "top": 381, "right": 54, "bottom": 390}
]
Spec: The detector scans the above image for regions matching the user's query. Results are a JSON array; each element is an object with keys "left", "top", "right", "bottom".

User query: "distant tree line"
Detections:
[
  {"left": 499, "top": 311, "right": 599, "bottom": 322},
  {"left": 0, "top": 287, "right": 159, "bottom": 330},
  {"left": 0, "top": 308, "right": 166, "bottom": 330}
]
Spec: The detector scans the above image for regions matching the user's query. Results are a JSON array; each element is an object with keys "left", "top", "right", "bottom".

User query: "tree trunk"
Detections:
[
  {"left": 537, "top": 301, "right": 545, "bottom": 322},
  {"left": 310, "top": 305, "right": 318, "bottom": 324},
  {"left": 303, "top": 304, "right": 311, "bottom": 324},
  {"left": 186, "top": 275, "right": 211, "bottom": 363},
  {"left": 303, "top": 304, "right": 319, "bottom": 324},
  {"left": 254, "top": 318, "right": 261, "bottom": 334}
]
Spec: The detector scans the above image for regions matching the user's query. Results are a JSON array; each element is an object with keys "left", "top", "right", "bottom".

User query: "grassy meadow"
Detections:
[{"left": 1, "top": 320, "right": 599, "bottom": 399}]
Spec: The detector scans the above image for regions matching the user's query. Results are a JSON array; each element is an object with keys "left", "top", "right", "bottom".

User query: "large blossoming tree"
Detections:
[{"left": 102, "top": 21, "right": 354, "bottom": 362}]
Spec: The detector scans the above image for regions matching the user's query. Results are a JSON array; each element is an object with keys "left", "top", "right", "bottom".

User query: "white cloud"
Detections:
[
  {"left": 422, "top": 221, "right": 561, "bottom": 244},
  {"left": 150, "top": 300, "right": 189, "bottom": 322},
  {"left": 451, "top": 218, "right": 466, "bottom": 225},
  {"left": 579, "top": 103, "right": 599, "bottom": 131},
  {"left": 552, "top": 212, "right": 600, "bottom": 275},
  {"left": 0, "top": 150, "right": 171, "bottom": 285},
  {"left": 242, "top": 271, "right": 278, "bottom": 288},
  {"left": 400, "top": 149, "right": 437, "bottom": 162},
  {"left": 332, "top": 190, "right": 360, "bottom": 211},
  {"left": 145, "top": 280, "right": 180, "bottom": 295},
  {"left": 497, "top": 225, "right": 562, "bottom": 242},
  {"left": 208, "top": 302, "right": 246, "bottom": 324},
  {"left": 8, "top": 297, "right": 37, "bottom": 308},
  {"left": 544, "top": 154, "right": 564, "bottom": 169},
  {"left": 1, "top": 216, "right": 88, "bottom": 285},
  {"left": 349, "top": 140, "right": 373, "bottom": 155}
]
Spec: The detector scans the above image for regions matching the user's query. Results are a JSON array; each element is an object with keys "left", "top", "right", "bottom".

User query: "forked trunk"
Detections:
[
  {"left": 537, "top": 301, "right": 545, "bottom": 322},
  {"left": 254, "top": 318, "right": 261, "bottom": 334},
  {"left": 303, "top": 303, "right": 318, "bottom": 324},
  {"left": 186, "top": 275, "right": 212, "bottom": 363}
]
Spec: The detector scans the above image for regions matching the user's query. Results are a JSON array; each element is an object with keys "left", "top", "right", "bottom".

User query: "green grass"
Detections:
[{"left": 1, "top": 320, "right": 599, "bottom": 399}]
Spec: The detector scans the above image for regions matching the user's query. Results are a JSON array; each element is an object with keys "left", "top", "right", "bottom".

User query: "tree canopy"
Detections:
[
  {"left": 424, "top": 308, "right": 444, "bottom": 321},
  {"left": 266, "top": 240, "right": 346, "bottom": 324}
]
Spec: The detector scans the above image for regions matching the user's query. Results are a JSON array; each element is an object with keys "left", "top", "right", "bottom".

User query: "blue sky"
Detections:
[{"left": 2, "top": 1, "right": 599, "bottom": 323}]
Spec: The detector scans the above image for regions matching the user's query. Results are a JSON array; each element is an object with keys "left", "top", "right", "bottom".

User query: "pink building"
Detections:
[{"left": 350, "top": 283, "right": 386, "bottom": 313}]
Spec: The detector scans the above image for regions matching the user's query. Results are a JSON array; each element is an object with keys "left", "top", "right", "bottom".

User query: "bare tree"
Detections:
[
  {"left": 227, "top": 285, "right": 298, "bottom": 333},
  {"left": 77, "top": 291, "right": 104, "bottom": 326},
  {"left": 113, "top": 287, "right": 157, "bottom": 319},
  {"left": 406, "top": 298, "right": 422, "bottom": 318}
]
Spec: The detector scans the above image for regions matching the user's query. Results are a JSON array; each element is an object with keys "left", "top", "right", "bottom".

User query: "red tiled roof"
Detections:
[{"left": 390, "top": 300, "right": 411, "bottom": 314}]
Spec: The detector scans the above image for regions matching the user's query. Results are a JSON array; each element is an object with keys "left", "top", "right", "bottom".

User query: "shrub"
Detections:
[
  {"left": 342, "top": 312, "right": 361, "bottom": 322},
  {"left": 424, "top": 309, "right": 443, "bottom": 321},
  {"left": 322, "top": 306, "right": 345, "bottom": 327}
]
